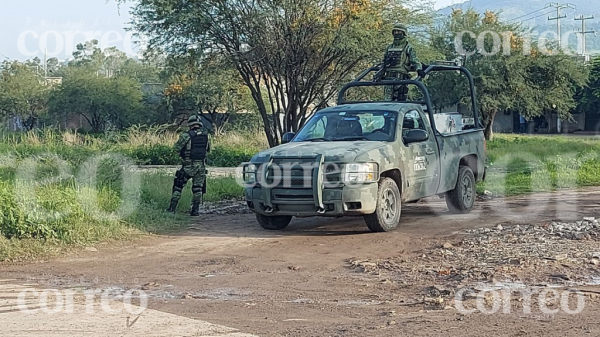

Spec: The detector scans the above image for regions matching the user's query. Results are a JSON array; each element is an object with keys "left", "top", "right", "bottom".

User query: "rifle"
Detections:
[{"left": 373, "top": 63, "right": 386, "bottom": 82}]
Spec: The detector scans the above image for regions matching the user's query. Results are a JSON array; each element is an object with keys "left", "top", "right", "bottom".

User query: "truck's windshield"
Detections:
[{"left": 293, "top": 111, "right": 398, "bottom": 142}]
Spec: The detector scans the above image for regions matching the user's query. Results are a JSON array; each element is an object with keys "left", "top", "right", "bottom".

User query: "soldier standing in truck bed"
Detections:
[
  {"left": 382, "top": 23, "right": 424, "bottom": 101},
  {"left": 167, "top": 115, "right": 210, "bottom": 216}
]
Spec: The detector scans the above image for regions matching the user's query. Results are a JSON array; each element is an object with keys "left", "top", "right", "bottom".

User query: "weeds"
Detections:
[
  {"left": 479, "top": 134, "right": 600, "bottom": 196},
  {"left": 0, "top": 126, "right": 267, "bottom": 167},
  {"left": 0, "top": 160, "right": 242, "bottom": 261}
]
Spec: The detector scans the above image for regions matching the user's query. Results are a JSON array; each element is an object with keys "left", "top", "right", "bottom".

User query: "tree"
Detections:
[
  {"left": 521, "top": 52, "right": 588, "bottom": 133},
  {"left": 161, "top": 52, "right": 254, "bottom": 134},
  {"left": 119, "top": 58, "right": 161, "bottom": 83},
  {"left": 0, "top": 61, "right": 51, "bottom": 130},
  {"left": 575, "top": 57, "right": 600, "bottom": 117},
  {"left": 431, "top": 9, "right": 588, "bottom": 140},
  {"left": 48, "top": 68, "right": 143, "bottom": 132},
  {"left": 127, "top": 0, "right": 434, "bottom": 147},
  {"left": 71, "top": 40, "right": 152, "bottom": 80}
]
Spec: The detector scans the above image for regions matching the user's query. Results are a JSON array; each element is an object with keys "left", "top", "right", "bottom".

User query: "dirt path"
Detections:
[{"left": 2, "top": 188, "right": 600, "bottom": 336}]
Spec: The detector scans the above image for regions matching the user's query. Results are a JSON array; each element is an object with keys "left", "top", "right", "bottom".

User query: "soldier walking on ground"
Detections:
[
  {"left": 167, "top": 115, "right": 210, "bottom": 216},
  {"left": 380, "top": 23, "right": 424, "bottom": 101}
]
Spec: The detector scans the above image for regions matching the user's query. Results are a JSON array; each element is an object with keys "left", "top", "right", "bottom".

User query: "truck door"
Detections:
[{"left": 401, "top": 110, "right": 440, "bottom": 199}]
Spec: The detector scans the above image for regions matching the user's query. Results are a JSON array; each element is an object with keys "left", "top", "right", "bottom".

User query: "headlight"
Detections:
[
  {"left": 344, "top": 163, "right": 378, "bottom": 183},
  {"left": 243, "top": 163, "right": 257, "bottom": 184}
]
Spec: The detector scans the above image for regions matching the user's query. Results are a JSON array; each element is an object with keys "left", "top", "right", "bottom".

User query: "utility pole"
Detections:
[
  {"left": 548, "top": 3, "right": 576, "bottom": 50},
  {"left": 575, "top": 15, "right": 596, "bottom": 56},
  {"left": 43, "top": 48, "right": 48, "bottom": 79}
]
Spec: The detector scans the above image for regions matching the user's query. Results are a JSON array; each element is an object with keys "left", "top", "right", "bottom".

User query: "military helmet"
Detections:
[
  {"left": 187, "top": 115, "right": 202, "bottom": 128},
  {"left": 392, "top": 23, "right": 408, "bottom": 35}
]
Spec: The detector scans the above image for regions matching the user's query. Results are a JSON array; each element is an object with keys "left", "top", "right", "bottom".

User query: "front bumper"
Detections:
[{"left": 245, "top": 184, "right": 378, "bottom": 217}]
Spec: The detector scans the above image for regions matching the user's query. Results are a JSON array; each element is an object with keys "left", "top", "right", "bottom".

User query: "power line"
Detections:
[
  {"left": 522, "top": 10, "right": 555, "bottom": 22},
  {"left": 511, "top": 4, "right": 554, "bottom": 21}
]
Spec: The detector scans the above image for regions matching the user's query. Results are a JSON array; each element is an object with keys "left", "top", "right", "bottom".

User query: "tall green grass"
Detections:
[
  {"left": 479, "top": 134, "right": 600, "bottom": 196},
  {"left": 0, "top": 127, "right": 267, "bottom": 167},
  {"left": 0, "top": 164, "right": 243, "bottom": 261},
  {"left": 0, "top": 126, "right": 252, "bottom": 261}
]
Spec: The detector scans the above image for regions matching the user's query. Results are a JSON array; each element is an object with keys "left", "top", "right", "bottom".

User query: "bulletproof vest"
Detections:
[
  {"left": 180, "top": 130, "right": 208, "bottom": 161},
  {"left": 385, "top": 41, "right": 410, "bottom": 74}
]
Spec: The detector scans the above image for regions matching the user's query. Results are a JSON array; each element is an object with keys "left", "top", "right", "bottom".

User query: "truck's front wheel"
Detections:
[
  {"left": 446, "top": 165, "right": 476, "bottom": 214},
  {"left": 364, "top": 178, "right": 402, "bottom": 232},
  {"left": 255, "top": 214, "right": 293, "bottom": 230}
]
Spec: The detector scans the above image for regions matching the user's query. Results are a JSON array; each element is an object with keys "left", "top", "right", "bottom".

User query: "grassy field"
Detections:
[
  {"left": 480, "top": 134, "right": 600, "bottom": 196},
  {"left": 0, "top": 131, "right": 246, "bottom": 262},
  {"left": 0, "top": 168, "right": 243, "bottom": 262}
]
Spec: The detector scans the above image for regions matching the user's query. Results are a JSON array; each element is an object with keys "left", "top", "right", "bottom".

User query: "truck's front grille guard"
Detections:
[{"left": 261, "top": 154, "right": 325, "bottom": 211}]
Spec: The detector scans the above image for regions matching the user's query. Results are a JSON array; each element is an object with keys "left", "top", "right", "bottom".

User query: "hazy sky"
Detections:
[
  {"left": 1, "top": 0, "right": 467, "bottom": 61},
  {"left": 435, "top": 0, "right": 468, "bottom": 9}
]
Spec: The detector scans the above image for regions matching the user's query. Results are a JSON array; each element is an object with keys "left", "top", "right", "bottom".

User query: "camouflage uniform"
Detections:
[
  {"left": 383, "top": 24, "right": 422, "bottom": 101},
  {"left": 167, "top": 116, "right": 210, "bottom": 216}
]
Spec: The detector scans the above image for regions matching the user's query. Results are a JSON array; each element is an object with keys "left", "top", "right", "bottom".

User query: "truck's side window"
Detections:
[{"left": 402, "top": 110, "right": 426, "bottom": 137}]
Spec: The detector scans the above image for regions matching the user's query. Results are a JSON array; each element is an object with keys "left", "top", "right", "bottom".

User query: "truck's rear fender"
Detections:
[
  {"left": 459, "top": 154, "right": 481, "bottom": 180},
  {"left": 436, "top": 131, "right": 486, "bottom": 194}
]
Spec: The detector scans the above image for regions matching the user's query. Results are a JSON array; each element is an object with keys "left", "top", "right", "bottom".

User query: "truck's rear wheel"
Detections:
[
  {"left": 255, "top": 213, "right": 293, "bottom": 230},
  {"left": 364, "top": 178, "right": 401, "bottom": 232},
  {"left": 446, "top": 165, "right": 476, "bottom": 214}
]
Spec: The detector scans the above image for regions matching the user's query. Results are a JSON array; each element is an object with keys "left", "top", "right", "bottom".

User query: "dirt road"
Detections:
[{"left": 3, "top": 188, "right": 600, "bottom": 336}]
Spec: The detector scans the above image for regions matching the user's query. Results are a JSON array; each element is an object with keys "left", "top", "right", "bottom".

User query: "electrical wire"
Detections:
[
  {"left": 522, "top": 10, "right": 556, "bottom": 22},
  {"left": 511, "top": 5, "right": 553, "bottom": 22}
]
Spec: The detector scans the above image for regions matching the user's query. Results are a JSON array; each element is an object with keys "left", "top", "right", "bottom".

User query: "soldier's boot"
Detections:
[
  {"left": 166, "top": 199, "right": 178, "bottom": 213},
  {"left": 190, "top": 202, "right": 201, "bottom": 217}
]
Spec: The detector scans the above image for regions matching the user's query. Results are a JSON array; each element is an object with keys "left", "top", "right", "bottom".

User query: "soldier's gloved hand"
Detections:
[{"left": 417, "top": 69, "right": 426, "bottom": 78}]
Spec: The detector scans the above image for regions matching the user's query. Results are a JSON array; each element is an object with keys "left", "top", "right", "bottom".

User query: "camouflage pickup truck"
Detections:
[{"left": 242, "top": 65, "right": 486, "bottom": 232}]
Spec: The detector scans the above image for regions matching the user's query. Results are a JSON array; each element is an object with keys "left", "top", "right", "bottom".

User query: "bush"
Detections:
[
  {"left": 0, "top": 179, "right": 125, "bottom": 242},
  {"left": 207, "top": 146, "right": 255, "bottom": 167}
]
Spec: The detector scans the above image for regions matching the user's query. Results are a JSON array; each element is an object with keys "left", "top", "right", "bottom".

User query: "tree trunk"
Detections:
[
  {"left": 24, "top": 114, "right": 37, "bottom": 131},
  {"left": 238, "top": 67, "right": 277, "bottom": 147},
  {"left": 544, "top": 111, "right": 557, "bottom": 134},
  {"left": 483, "top": 109, "right": 497, "bottom": 141}
]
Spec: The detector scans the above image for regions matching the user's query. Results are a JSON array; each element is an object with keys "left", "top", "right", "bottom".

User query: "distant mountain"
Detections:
[{"left": 438, "top": 0, "right": 600, "bottom": 53}]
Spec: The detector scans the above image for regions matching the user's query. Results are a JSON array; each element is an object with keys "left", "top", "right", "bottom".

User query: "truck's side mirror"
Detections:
[
  {"left": 403, "top": 129, "right": 429, "bottom": 144},
  {"left": 281, "top": 132, "right": 296, "bottom": 144}
]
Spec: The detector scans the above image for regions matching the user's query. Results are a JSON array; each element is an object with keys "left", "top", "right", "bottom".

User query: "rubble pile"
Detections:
[
  {"left": 349, "top": 218, "right": 600, "bottom": 286},
  {"left": 465, "top": 217, "right": 600, "bottom": 241}
]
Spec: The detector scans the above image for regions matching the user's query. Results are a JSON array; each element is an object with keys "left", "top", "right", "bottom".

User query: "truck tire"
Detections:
[
  {"left": 255, "top": 213, "right": 293, "bottom": 230},
  {"left": 364, "top": 178, "right": 402, "bottom": 232},
  {"left": 446, "top": 165, "right": 476, "bottom": 214}
]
